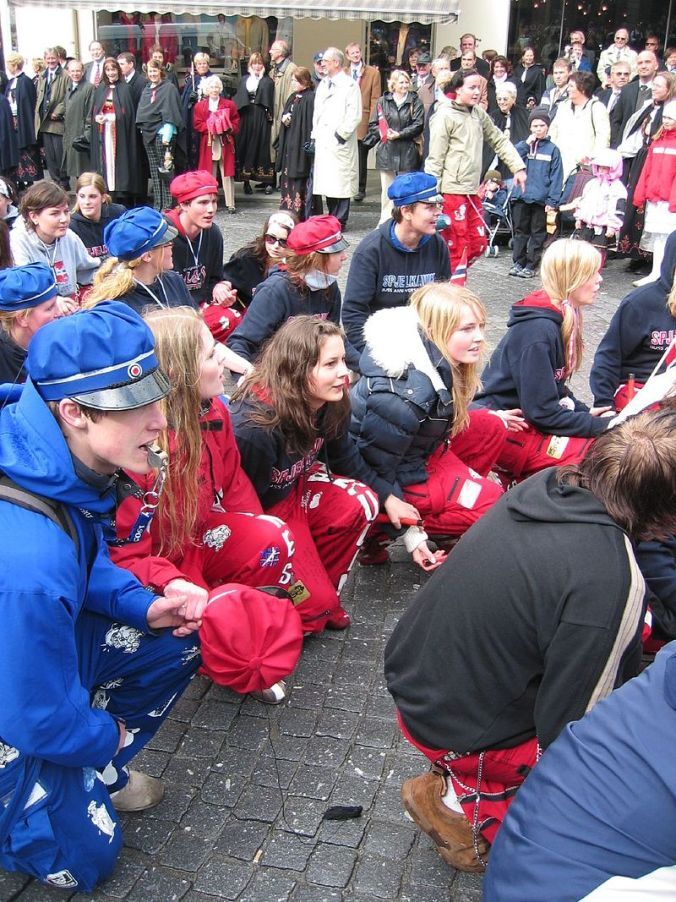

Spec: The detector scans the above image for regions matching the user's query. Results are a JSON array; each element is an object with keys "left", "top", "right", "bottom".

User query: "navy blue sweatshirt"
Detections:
[
  {"left": 476, "top": 289, "right": 607, "bottom": 437},
  {"left": 342, "top": 222, "right": 451, "bottom": 361},
  {"left": 636, "top": 537, "right": 676, "bottom": 640},
  {"left": 229, "top": 393, "right": 392, "bottom": 510},
  {"left": 511, "top": 136, "right": 563, "bottom": 208},
  {"left": 118, "top": 270, "right": 197, "bottom": 317},
  {"left": 590, "top": 233, "right": 676, "bottom": 406},
  {"left": 68, "top": 204, "right": 126, "bottom": 260},
  {"left": 226, "top": 269, "right": 344, "bottom": 365},
  {"left": 165, "top": 208, "right": 224, "bottom": 306}
]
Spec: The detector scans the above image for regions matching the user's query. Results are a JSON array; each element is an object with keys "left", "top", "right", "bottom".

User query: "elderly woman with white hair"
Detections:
[
  {"left": 192, "top": 75, "right": 240, "bottom": 213},
  {"left": 484, "top": 82, "right": 530, "bottom": 183}
]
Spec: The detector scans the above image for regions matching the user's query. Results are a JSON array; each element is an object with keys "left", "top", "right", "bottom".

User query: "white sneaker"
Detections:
[
  {"left": 249, "top": 680, "right": 288, "bottom": 705},
  {"left": 110, "top": 770, "right": 165, "bottom": 812}
]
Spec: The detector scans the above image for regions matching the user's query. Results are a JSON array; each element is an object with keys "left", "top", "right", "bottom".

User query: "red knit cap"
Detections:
[{"left": 170, "top": 170, "right": 219, "bottom": 203}]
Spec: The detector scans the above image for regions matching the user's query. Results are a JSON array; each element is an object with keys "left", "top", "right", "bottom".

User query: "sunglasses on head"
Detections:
[{"left": 265, "top": 233, "right": 288, "bottom": 247}]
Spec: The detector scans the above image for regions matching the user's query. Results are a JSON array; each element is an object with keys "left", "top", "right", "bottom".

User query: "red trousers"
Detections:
[
  {"left": 202, "top": 303, "right": 243, "bottom": 343},
  {"left": 268, "top": 465, "right": 379, "bottom": 633},
  {"left": 177, "top": 510, "right": 294, "bottom": 591},
  {"left": 403, "top": 409, "right": 506, "bottom": 536},
  {"left": 398, "top": 712, "right": 540, "bottom": 845},
  {"left": 497, "top": 426, "right": 594, "bottom": 482},
  {"left": 440, "top": 194, "right": 488, "bottom": 271}
]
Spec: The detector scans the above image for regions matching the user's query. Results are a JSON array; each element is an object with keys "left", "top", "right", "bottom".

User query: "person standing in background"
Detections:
[
  {"left": 34, "top": 47, "right": 69, "bottom": 190},
  {"left": 345, "top": 42, "right": 381, "bottom": 203}
]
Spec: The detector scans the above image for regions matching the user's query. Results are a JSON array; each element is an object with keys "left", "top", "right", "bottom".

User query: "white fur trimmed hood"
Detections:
[{"left": 361, "top": 306, "right": 447, "bottom": 395}]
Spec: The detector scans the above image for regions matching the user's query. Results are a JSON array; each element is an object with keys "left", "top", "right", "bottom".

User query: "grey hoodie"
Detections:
[{"left": 10, "top": 219, "right": 99, "bottom": 298}]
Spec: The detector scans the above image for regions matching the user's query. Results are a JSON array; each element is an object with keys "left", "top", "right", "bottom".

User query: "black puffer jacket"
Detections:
[
  {"left": 349, "top": 306, "right": 454, "bottom": 494},
  {"left": 367, "top": 92, "right": 424, "bottom": 173}
]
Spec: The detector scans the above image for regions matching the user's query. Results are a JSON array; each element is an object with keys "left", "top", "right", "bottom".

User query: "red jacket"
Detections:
[
  {"left": 112, "top": 397, "right": 261, "bottom": 589},
  {"left": 192, "top": 97, "right": 240, "bottom": 176},
  {"left": 634, "top": 129, "right": 676, "bottom": 212}
]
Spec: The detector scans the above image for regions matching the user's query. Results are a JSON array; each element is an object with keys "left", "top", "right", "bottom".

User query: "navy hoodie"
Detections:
[
  {"left": 476, "top": 288, "right": 607, "bottom": 437},
  {"left": 342, "top": 221, "right": 451, "bottom": 361},
  {"left": 68, "top": 204, "right": 126, "bottom": 260},
  {"left": 165, "top": 207, "right": 225, "bottom": 306},
  {"left": 118, "top": 270, "right": 197, "bottom": 317},
  {"left": 226, "top": 269, "right": 345, "bottom": 365},
  {"left": 590, "top": 232, "right": 676, "bottom": 406},
  {"left": 511, "top": 136, "right": 563, "bottom": 208}
]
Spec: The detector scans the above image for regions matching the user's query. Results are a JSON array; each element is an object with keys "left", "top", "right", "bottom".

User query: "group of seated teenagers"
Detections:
[{"left": 0, "top": 162, "right": 674, "bottom": 894}]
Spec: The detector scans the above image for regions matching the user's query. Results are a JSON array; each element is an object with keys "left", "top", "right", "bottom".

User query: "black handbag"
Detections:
[{"left": 72, "top": 135, "right": 90, "bottom": 154}]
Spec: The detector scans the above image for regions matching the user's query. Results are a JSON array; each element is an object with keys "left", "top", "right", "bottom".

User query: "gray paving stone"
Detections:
[
  {"left": 306, "top": 843, "right": 357, "bottom": 888},
  {"left": 253, "top": 755, "right": 300, "bottom": 790},
  {"left": 344, "top": 746, "right": 387, "bottom": 781},
  {"left": 123, "top": 816, "right": 176, "bottom": 855},
  {"left": 291, "top": 887, "right": 343, "bottom": 902},
  {"left": 180, "top": 800, "right": 231, "bottom": 839},
  {"left": 190, "top": 700, "right": 240, "bottom": 731},
  {"left": 193, "top": 855, "right": 253, "bottom": 898},
  {"left": 322, "top": 686, "right": 368, "bottom": 714},
  {"left": 147, "top": 784, "right": 197, "bottom": 822},
  {"left": 234, "top": 785, "right": 284, "bottom": 822},
  {"left": 285, "top": 682, "right": 328, "bottom": 710},
  {"left": 262, "top": 830, "right": 316, "bottom": 871},
  {"left": 90, "top": 849, "right": 149, "bottom": 899},
  {"left": 330, "top": 774, "right": 379, "bottom": 810},
  {"left": 126, "top": 865, "right": 192, "bottom": 900},
  {"left": 16, "top": 881, "right": 74, "bottom": 900},
  {"left": 408, "top": 843, "right": 458, "bottom": 888},
  {"left": 169, "top": 697, "right": 201, "bottom": 723},
  {"left": 145, "top": 718, "right": 187, "bottom": 753},
  {"left": 362, "top": 821, "right": 416, "bottom": 859},
  {"left": 201, "top": 771, "right": 247, "bottom": 808},
  {"left": 159, "top": 829, "right": 214, "bottom": 872},
  {"left": 237, "top": 868, "right": 297, "bottom": 902},
  {"left": 0, "top": 869, "right": 31, "bottom": 896},
  {"left": 130, "top": 747, "right": 170, "bottom": 777},
  {"left": 315, "top": 816, "right": 367, "bottom": 849},
  {"left": 302, "top": 736, "right": 351, "bottom": 770},
  {"left": 278, "top": 706, "right": 319, "bottom": 738},
  {"left": 288, "top": 764, "right": 336, "bottom": 801},
  {"left": 183, "top": 675, "right": 211, "bottom": 701},
  {"left": 351, "top": 851, "right": 405, "bottom": 899},
  {"left": 450, "top": 870, "right": 485, "bottom": 901},
  {"left": 314, "top": 709, "right": 360, "bottom": 740},
  {"left": 226, "top": 715, "right": 271, "bottom": 750},
  {"left": 354, "top": 716, "right": 398, "bottom": 749},
  {"left": 176, "top": 726, "right": 225, "bottom": 759},
  {"left": 163, "top": 756, "right": 214, "bottom": 789},
  {"left": 278, "top": 796, "right": 327, "bottom": 837},
  {"left": 214, "top": 819, "right": 270, "bottom": 861}
]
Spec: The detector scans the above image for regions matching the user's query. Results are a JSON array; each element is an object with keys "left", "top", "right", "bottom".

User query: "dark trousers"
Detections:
[
  {"left": 357, "top": 139, "right": 370, "bottom": 195},
  {"left": 326, "top": 197, "right": 350, "bottom": 229},
  {"left": 41, "top": 132, "right": 67, "bottom": 188},
  {"left": 512, "top": 200, "right": 547, "bottom": 269}
]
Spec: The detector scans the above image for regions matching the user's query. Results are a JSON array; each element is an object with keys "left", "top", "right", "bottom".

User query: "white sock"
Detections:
[{"left": 440, "top": 775, "right": 464, "bottom": 813}]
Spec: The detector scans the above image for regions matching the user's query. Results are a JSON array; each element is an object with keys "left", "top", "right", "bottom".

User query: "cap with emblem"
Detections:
[
  {"left": 104, "top": 207, "right": 178, "bottom": 262},
  {"left": 27, "top": 301, "right": 170, "bottom": 410}
]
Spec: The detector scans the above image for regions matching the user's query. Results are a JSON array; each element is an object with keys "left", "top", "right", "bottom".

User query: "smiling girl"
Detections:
[{"left": 69, "top": 172, "right": 126, "bottom": 260}]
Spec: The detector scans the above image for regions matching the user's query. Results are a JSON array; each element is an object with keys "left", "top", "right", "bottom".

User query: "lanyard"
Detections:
[
  {"left": 133, "top": 276, "right": 170, "bottom": 308},
  {"left": 185, "top": 230, "right": 203, "bottom": 268},
  {"left": 108, "top": 446, "right": 168, "bottom": 546}
]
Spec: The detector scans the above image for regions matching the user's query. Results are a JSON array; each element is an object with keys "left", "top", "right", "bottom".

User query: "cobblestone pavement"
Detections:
[{"left": 2, "top": 184, "right": 638, "bottom": 901}]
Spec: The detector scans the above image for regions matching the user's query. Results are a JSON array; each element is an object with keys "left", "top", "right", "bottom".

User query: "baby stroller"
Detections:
[{"left": 482, "top": 186, "right": 514, "bottom": 257}]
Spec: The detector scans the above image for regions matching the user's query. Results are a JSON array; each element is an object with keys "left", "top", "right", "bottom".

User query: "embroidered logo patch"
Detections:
[
  {"left": 87, "top": 801, "right": 116, "bottom": 843},
  {"left": 203, "top": 525, "right": 231, "bottom": 550},
  {"left": 0, "top": 741, "right": 19, "bottom": 768},
  {"left": 46, "top": 871, "right": 78, "bottom": 888},
  {"left": 104, "top": 624, "right": 143, "bottom": 654},
  {"left": 260, "top": 545, "right": 281, "bottom": 568},
  {"left": 546, "top": 435, "right": 570, "bottom": 459}
]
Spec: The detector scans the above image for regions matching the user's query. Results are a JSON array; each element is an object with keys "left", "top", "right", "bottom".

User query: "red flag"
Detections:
[
  {"left": 450, "top": 248, "right": 468, "bottom": 286},
  {"left": 377, "top": 103, "right": 388, "bottom": 142}
]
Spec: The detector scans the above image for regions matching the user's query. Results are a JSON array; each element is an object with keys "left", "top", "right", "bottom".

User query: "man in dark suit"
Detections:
[
  {"left": 450, "top": 34, "right": 490, "bottom": 79},
  {"left": 595, "top": 60, "right": 631, "bottom": 115},
  {"left": 610, "top": 50, "right": 658, "bottom": 147},
  {"left": 34, "top": 47, "right": 69, "bottom": 189},
  {"left": 117, "top": 51, "right": 147, "bottom": 109},
  {"left": 84, "top": 40, "right": 106, "bottom": 87},
  {"left": 568, "top": 30, "right": 596, "bottom": 71}
]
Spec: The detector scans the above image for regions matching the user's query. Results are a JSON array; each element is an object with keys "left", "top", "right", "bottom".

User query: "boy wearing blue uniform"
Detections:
[
  {"left": 0, "top": 300, "right": 205, "bottom": 892},
  {"left": 509, "top": 110, "right": 563, "bottom": 279}
]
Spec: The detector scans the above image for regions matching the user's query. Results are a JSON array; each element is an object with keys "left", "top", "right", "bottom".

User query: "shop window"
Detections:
[{"left": 369, "top": 21, "right": 433, "bottom": 90}]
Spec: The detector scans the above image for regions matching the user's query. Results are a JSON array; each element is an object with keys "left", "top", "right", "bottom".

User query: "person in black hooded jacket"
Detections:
[
  {"left": 386, "top": 404, "right": 676, "bottom": 876},
  {"left": 476, "top": 238, "right": 611, "bottom": 481},
  {"left": 68, "top": 172, "right": 126, "bottom": 261},
  {"left": 591, "top": 230, "right": 676, "bottom": 410}
]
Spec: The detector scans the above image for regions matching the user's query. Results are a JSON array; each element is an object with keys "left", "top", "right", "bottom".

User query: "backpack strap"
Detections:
[{"left": 0, "top": 476, "right": 79, "bottom": 556}]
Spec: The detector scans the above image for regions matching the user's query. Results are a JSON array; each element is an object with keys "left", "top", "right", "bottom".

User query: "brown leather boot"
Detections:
[{"left": 401, "top": 772, "right": 489, "bottom": 873}]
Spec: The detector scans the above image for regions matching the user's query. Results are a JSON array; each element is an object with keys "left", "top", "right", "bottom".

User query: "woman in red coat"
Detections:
[{"left": 192, "top": 75, "right": 240, "bottom": 214}]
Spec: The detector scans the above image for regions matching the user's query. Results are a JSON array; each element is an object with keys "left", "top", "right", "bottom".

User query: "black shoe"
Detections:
[
  {"left": 354, "top": 192, "right": 365, "bottom": 202},
  {"left": 227, "top": 206, "right": 237, "bottom": 214},
  {"left": 243, "top": 182, "right": 253, "bottom": 195},
  {"left": 626, "top": 258, "right": 648, "bottom": 273},
  {"left": 264, "top": 185, "right": 274, "bottom": 195}
]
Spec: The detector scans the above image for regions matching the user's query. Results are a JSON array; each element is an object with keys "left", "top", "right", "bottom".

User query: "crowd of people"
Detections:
[{"left": 0, "top": 26, "right": 675, "bottom": 899}]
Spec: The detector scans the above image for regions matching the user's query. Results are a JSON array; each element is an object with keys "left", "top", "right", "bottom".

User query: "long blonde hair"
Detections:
[
  {"left": 409, "top": 282, "right": 486, "bottom": 436},
  {"left": 85, "top": 247, "right": 164, "bottom": 306},
  {"left": 143, "top": 307, "right": 206, "bottom": 556},
  {"left": 540, "top": 238, "right": 601, "bottom": 376}
]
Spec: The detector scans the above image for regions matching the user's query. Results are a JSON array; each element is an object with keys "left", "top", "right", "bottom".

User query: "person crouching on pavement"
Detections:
[
  {"left": 111, "top": 306, "right": 297, "bottom": 704},
  {"left": 385, "top": 404, "right": 676, "bottom": 874},
  {"left": 0, "top": 301, "right": 205, "bottom": 892}
]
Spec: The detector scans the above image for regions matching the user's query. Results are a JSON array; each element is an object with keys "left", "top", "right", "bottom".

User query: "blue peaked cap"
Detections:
[
  {"left": 104, "top": 206, "right": 178, "bottom": 262},
  {"left": 27, "top": 301, "right": 170, "bottom": 410},
  {"left": 0, "top": 263, "right": 57, "bottom": 311},
  {"left": 387, "top": 171, "right": 443, "bottom": 206}
]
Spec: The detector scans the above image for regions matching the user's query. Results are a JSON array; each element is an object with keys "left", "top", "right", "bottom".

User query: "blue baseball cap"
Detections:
[
  {"left": 27, "top": 301, "right": 170, "bottom": 410},
  {"left": 387, "top": 172, "right": 443, "bottom": 207},
  {"left": 104, "top": 207, "right": 178, "bottom": 262},
  {"left": 0, "top": 263, "right": 57, "bottom": 312}
]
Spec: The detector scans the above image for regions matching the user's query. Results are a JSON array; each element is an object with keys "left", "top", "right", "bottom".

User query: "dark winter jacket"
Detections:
[
  {"left": 591, "top": 232, "right": 676, "bottom": 406},
  {"left": 367, "top": 92, "right": 424, "bottom": 173},
  {"left": 385, "top": 467, "right": 646, "bottom": 753},
  {"left": 68, "top": 204, "right": 126, "bottom": 260},
  {"left": 342, "top": 221, "right": 451, "bottom": 362},
  {"left": 222, "top": 246, "right": 267, "bottom": 309},
  {"left": 350, "top": 306, "right": 455, "bottom": 496},
  {"left": 165, "top": 207, "right": 224, "bottom": 306},
  {"left": 117, "top": 270, "right": 197, "bottom": 317},
  {"left": 513, "top": 63, "right": 547, "bottom": 106},
  {"left": 511, "top": 136, "right": 563, "bottom": 207},
  {"left": 0, "top": 330, "right": 27, "bottom": 385},
  {"left": 636, "top": 537, "right": 676, "bottom": 640},
  {"left": 476, "top": 289, "right": 608, "bottom": 437},
  {"left": 229, "top": 393, "right": 392, "bottom": 510},
  {"left": 226, "top": 269, "right": 344, "bottom": 365}
]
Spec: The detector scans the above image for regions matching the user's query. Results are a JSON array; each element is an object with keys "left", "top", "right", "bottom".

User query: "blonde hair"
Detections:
[
  {"left": 540, "top": 238, "right": 601, "bottom": 375},
  {"left": 143, "top": 307, "right": 206, "bottom": 555},
  {"left": 6, "top": 52, "right": 24, "bottom": 69},
  {"left": 72, "top": 172, "right": 111, "bottom": 214},
  {"left": 388, "top": 69, "right": 411, "bottom": 92},
  {"left": 0, "top": 309, "right": 29, "bottom": 339},
  {"left": 409, "top": 282, "right": 486, "bottom": 435}
]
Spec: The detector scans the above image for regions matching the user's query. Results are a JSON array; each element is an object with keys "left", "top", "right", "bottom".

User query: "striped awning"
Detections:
[{"left": 7, "top": 0, "right": 460, "bottom": 23}]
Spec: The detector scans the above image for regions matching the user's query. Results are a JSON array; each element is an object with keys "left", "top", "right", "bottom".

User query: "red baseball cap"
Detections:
[
  {"left": 170, "top": 170, "right": 219, "bottom": 204},
  {"left": 286, "top": 215, "right": 349, "bottom": 255},
  {"left": 199, "top": 585, "right": 303, "bottom": 693}
]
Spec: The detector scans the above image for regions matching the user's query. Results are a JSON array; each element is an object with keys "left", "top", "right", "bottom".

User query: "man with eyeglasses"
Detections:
[
  {"left": 609, "top": 50, "right": 659, "bottom": 148},
  {"left": 342, "top": 172, "right": 451, "bottom": 370},
  {"left": 595, "top": 60, "right": 631, "bottom": 114},
  {"left": 597, "top": 28, "right": 638, "bottom": 87},
  {"left": 643, "top": 34, "right": 666, "bottom": 69}
]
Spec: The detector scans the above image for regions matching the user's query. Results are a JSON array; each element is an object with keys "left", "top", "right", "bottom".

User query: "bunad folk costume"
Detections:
[
  {"left": 591, "top": 231, "right": 676, "bottom": 410},
  {"left": 135, "top": 76, "right": 184, "bottom": 211},
  {"left": 350, "top": 306, "right": 506, "bottom": 544},
  {"left": 0, "top": 303, "right": 201, "bottom": 891}
]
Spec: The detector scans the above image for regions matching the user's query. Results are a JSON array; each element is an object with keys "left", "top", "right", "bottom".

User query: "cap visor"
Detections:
[
  {"left": 155, "top": 220, "right": 179, "bottom": 248},
  {"left": 317, "top": 236, "right": 350, "bottom": 253},
  {"left": 71, "top": 368, "right": 171, "bottom": 411}
]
